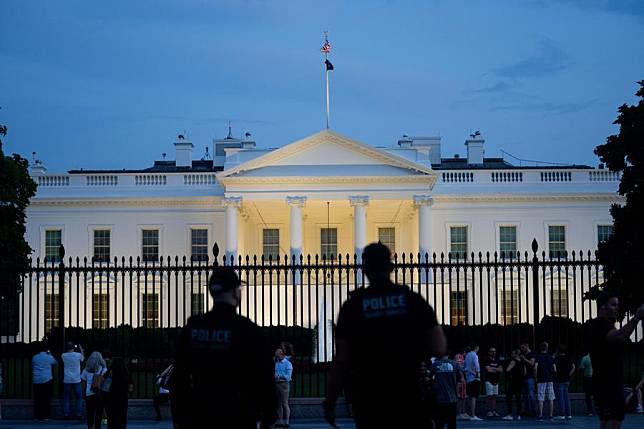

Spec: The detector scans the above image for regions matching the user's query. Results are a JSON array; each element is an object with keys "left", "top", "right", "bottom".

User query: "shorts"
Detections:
[
  {"left": 594, "top": 385, "right": 625, "bottom": 422},
  {"left": 456, "top": 381, "right": 467, "bottom": 400},
  {"left": 485, "top": 381, "right": 499, "bottom": 396},
  {"left": 466, "top": 380, "right": 481, "bottom": 398},
  {"left": 276, "top": 381, "right": 290, "bottom": 405},
  {"left": 537, "top": 382, "right": 554, "bottom": 401}
]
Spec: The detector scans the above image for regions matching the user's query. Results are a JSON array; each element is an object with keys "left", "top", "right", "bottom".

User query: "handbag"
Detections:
[
  {"left": 100, "top": 370, "right": 112, "bottom": 393},
  {"left": 90, "top": 372, "right": 104, "bottom": 392}
]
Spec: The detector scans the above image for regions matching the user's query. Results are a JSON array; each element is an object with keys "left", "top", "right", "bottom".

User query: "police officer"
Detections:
[
  {"left": 171, "top": 267, "right": 277, "bottom": 429},
  {"left": 324, "top": 242, "right": 446, "bottom": 428}
]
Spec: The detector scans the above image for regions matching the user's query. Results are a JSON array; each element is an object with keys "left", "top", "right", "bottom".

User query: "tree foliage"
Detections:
[
  {"left": 593, "top": 81, "right": 644, "bottom": 314},
  {"left": 0, "top": 123, "right": 38, "bottom": 302}
]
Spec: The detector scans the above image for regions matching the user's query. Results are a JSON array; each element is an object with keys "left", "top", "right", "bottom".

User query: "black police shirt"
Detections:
[
  {"left": 173, "top": 303, "right": 276, "bottom": 426},
  {"left": 335, "top": 281, "right": 438, "bottom": 404},
  {"left": 586, "top": 317, "right": 623, "bottom": 387}
]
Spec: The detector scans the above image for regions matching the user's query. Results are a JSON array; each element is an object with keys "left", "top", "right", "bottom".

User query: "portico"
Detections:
[{"left": 216, "top": 130, "right": 437, "bottom": 262}]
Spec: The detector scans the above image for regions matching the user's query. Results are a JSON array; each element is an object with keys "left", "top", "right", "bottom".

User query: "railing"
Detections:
[
  {"left": 37, "top": 176, "right": 69, "bottom": 187},
  {"left": 1, "top": 240, "right": 640, "bottom": 400},
  {"left": 589, "top": 170, "right": 620, "bottom": 182},
  {"left": 442, "top": 172, "right": 474, "bottom": 182},
  {"left": 86, "top": 175, "right": 118, "bottom": 186},
  {"left": 134, "top": 175, "right": 167, "bottom": 186},
  {"left": 491, "top": 171, "right": 523, "bottom": 182},
  {"left": 183, "top": 174, "right": 217, "bottom": 185},
  {"left": 540, "top": 171, "right": 572, "bottom": 182}
]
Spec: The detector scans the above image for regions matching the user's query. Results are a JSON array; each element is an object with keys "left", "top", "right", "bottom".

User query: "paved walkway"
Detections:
[{"left": 1, "top": 415, "right": 643, "bottom": 428}]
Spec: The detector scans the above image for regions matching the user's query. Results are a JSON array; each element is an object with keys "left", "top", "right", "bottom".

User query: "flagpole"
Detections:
[
  {"left": 321, "top": 31, "right": 332, "bottom": 130},
  {"left": 325, "top": 53, "right": 330, "bottom": 129}
]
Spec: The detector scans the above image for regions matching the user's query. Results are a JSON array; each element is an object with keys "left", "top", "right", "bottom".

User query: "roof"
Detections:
[
  {"left": 433, "top": 157, "right": 592, "bottom": 170},
  {"left": 68, "top": 160, "right": 223, "bottom": 174}
]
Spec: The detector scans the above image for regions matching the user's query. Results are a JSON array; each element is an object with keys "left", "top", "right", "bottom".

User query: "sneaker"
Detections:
[
  {"left": 635, "top": 405, "right": 643, "bottom": 413},
  {"left": 494, "top": 411, "right": 502, "bottom": 417},
  {"left": 487, "top": 411, "right": 494, "bottom": 417},
  {"left": 502, "top": 415, "right": 514, "bottom": 420},
  {"left": 554, "top": 416, "right": 565, "bottom": 420},
  {"left": 515, "top": 416, "right": 521, "bottom": 421},
  {"left": 458, "top": 413, "right": 471, "bottom": 420},
  {"left": 566, "top": 416, "right": 572, "bottom": 419},
  {"left": 537, "top": 416, "right": 544, "bottom": 421},
  {"left": 470, "top": 416, "right": 484, "bottom": 421}
]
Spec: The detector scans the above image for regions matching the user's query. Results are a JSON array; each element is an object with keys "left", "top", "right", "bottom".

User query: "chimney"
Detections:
[
  {"left": 242, "top": 132, "right": 256, "bottom": 149},
  {"left": 465, "top": 131, "right": 484, "bottom": 165},
  {"left": 174, "top": 134, "right": 193, "bottom": 168},
  {"left": 398, "top": 135, "right": 441, "bottom": 165},
  {"left": 30, "top": 153, "right": 46, "bottom": 176}
]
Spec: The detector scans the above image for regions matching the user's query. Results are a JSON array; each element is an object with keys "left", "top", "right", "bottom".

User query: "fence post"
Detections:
[
  {"left": 58, "top": 244, "right": 66, "bottom": 352},
  {"left": 213, "top": 243, "right": 219, "bottom": 267},
  {"left": 531, "top": 239, "right": 540, "bottom": 345}
]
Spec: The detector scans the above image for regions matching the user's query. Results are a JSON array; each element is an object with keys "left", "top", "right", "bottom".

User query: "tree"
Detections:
[
  {"left": 593, "top": 81, "right": 644, "bottom": 314},
  {"left": 0, "top": 122, "right": 38, "bottom": 334}
]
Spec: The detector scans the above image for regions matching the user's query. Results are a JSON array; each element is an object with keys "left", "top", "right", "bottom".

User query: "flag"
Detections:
[
  {"left": 325, "top": 59, "right": 334, "bottom": 71},
  {"left": 320, "top": 40, "right": 332, "bottom": 54}
]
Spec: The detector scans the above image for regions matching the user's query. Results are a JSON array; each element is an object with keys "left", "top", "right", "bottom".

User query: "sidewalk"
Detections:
[{"left": 1, "top": 415, "right": 644, "bottom": 429}]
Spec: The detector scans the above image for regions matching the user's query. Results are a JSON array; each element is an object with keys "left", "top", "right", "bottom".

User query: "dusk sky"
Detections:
[{"left": 1, "top": 0, "right": 643, "bottom": 172}]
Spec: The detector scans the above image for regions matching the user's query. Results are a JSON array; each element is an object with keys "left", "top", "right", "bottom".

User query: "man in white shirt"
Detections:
[
  {"left": 274, "top": 348, "right": 293, "bottom": 428},
  {"left": 61, "top": 342, "right": 84, "bottom": 419},
  {"left": 31, "top": 342, "right": 57, "bottom": 421},
  {"left": 464, "top": 343, "right": 482, "bottom": 421}
]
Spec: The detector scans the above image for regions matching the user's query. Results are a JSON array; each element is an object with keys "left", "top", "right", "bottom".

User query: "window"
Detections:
[
  {"left": 450, "top": 226, "right": 468, "bottom": 259},
  {"left": 191, "top": 293, "right": 205, "bottom": 316},
  {"left": 548, "top": 226, "right": 566, "bottom": 259},
  {"left": 141, "top": 293, "right": 159, "bottom": 328},
  {"left": 92, "top": 294, "right": 109, "bottom": 328},
  {"left": 321, "top": 228, "right": 337, "bottom": 261},
  {"left": 262, "top": 229, "right": 280, "bottom": 261},
  {"left": 551, "top": 289, "right": 568, "bottom": 317},
  {"left": 142, "top": 229, "right": 159, "bottom": 262},
  {"left": 500, "top": 289, "right": 519, "bottom": 325},
  {"left": 44, "top": 293, "right": 60, "bottom": 332},
  {"left": 450, "top": 290, "right": 467, "bottom": 325},
  {"left": 45, "top": 230, "right": 62, "bottom": 263},
  {"left": 191, "top": 229, "right": 208, "bottom": 262},
  {"left": 378, "top": 227, "right": 396, "bottom": 255},
  {"left": 93, "top": 230, "right": 111, "bottom": 263},
  {"left": 499, "top": 226, "right": 517, "bottom": 259},
  {"left": 597, "top": 225, "right": 614, "bottom": 244}
]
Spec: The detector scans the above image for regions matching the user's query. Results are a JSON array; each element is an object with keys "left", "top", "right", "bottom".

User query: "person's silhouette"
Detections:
[
  {"left": 171, "top": 267, "right": 277, "bottom": 429},
  {"left": 324, "top": 242, "right": 446, "bottom": 428}
]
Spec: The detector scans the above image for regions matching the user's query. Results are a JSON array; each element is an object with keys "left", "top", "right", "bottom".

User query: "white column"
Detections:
[
  {"left": 286, "top": 196, "right": 306, "bottom": 260},
  {"left": 223, "top": 196, "right": 242, "bottom": 263},
  {"left": 349, "top": 196, "right": 369, "bottom": 259},
  {"left": 414, "top": 195, "right": 433, "bottom": 260}
]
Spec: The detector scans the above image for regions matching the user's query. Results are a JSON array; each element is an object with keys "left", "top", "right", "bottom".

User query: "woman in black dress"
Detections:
[{"left": 106, "top": 358, "right": 133, "bottom": 429}]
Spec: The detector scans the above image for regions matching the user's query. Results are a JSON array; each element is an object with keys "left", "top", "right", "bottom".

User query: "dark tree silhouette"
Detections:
[
  {"left": 0, "top": 121, "right": 38, "bottom": 334},
  {"left": 593, "top": 81, "right": 644, "bottom": 314}
]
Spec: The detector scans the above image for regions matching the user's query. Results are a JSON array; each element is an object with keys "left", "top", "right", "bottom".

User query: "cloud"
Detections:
[
  {"left": 493, "top": 39, "right": 570, "bottom": 79},
  {"left": 526, "top": 0, "right": 644, "bottom": 23},
  {"left": 462, "top": 81, "right": 514, "bottom": 94},
  {"left": 491, "top": 99, "right": 595, "bottom": 115}
]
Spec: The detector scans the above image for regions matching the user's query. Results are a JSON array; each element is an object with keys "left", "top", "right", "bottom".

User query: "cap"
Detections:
[{"left": 208, "top": 267, "right": 242, "bottom": 293}]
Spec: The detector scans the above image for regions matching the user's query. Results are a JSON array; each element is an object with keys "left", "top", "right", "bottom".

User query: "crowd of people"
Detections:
[
  {"left": 29, "top": 341, "right": 133, "bottom": 428},
  {"left": 431, "top": 341, "right": 607, "bottom": 423}
]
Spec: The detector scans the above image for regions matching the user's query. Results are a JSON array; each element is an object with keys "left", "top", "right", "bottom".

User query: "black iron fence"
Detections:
[{"left": 0, "top": 239, "right": 641, "bottom": 399}]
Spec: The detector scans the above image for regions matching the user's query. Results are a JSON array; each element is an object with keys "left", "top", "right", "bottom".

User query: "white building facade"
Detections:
[{"left": 20, "top": 129, "right": 623, "bottom": 350}]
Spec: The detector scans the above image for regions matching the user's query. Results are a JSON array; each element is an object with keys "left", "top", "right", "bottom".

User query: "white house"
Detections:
[{"left": 20, "top": 129, "right": 623, "bottom": 352}]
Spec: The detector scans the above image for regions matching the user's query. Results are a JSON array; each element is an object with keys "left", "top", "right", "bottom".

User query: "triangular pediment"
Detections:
[{"left": 218, "top": 130, "right": 434, "bottom": 178}]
